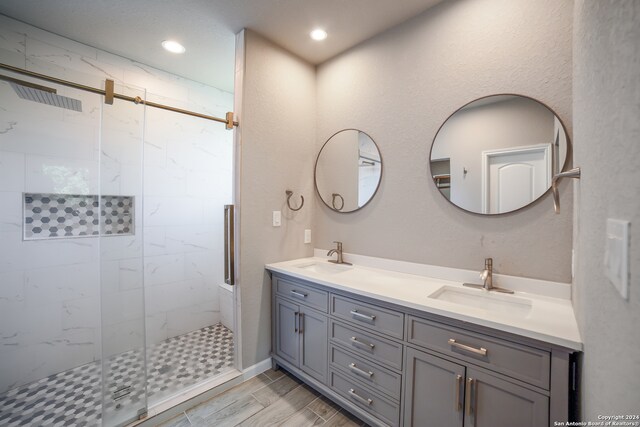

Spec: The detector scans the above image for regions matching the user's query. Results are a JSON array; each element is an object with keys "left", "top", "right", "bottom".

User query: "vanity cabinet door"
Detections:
[
  {"left": 465, "top": 368, "right": 548, "bottom": 427},
  {"left": 404, "top": 347, "right": 465, "bottom": 427},
  {"left": 299, "top": 307, "right": 328, "bottom": 384},
  {"left": 275, "top": 297, "right": 300, "bottom": 367},
  {"left": 274, "top": 297, "right": 329, "bottom": 385}
]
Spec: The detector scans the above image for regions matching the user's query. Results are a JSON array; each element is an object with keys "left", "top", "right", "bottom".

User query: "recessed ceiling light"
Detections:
[
  {"left": 161, "top": 40, "right": 186, "bottom": 54},
  {"left": 310, "top": 29, "right": 328, "bottom": 41}
]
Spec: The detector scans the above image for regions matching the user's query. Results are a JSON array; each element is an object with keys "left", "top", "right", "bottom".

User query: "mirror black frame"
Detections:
[
  {"left": 314, "top": 128, "right": 384, "bottom": 213},
  {"left": 429, "top": 93, "right": 572, "bottom": 215}
]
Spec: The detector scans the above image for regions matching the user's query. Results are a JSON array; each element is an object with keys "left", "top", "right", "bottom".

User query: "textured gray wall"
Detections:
[
  {"left": 236, "top": 30, "right": 316, "bottom": 368},
  {"left": 573, "top": 0, "right": 640, "bottom": 418},
  {"left": 315, "top": 0, "right": 574, "bottom": 282}
]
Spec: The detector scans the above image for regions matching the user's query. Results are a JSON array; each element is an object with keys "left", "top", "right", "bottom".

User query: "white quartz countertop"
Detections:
[{"left": 266, "top": 256, "right": 582, "bottom": 351}]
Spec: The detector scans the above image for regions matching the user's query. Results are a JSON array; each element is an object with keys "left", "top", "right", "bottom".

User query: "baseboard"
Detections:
[{"left": 242, "top": 357, "right": 272, "bottom": 380}]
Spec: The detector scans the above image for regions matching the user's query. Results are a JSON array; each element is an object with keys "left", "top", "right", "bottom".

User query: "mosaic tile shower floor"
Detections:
[{"left": 0, "top": 324, "right": 234, "bottom": 427}]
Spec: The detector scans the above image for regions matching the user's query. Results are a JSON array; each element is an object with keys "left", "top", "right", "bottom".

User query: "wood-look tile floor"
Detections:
[{"left": 159, "top": 368, "right": 368, "bottom": 427}]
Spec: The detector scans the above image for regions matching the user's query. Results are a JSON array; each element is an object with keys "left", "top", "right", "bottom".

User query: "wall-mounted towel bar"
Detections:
[
  {"left": 552, "top": 167, "right": 581, "bottom": 214},
  {"left": 433, "top": 174, "right": 451, "bottom": 189}
]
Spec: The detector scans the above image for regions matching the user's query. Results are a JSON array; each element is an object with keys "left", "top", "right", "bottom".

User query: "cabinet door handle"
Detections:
[
  {"left": 466, "top": 378, "right": 475, "bottom": 426},
  {"left": 455, "top": 374, "right": 463, "bottom": 411},
  {"left": 448, "top": 339, "right": 487, "bottom": 357},
  {"left": 348, "top": 388, "right": 373, "bottom": 406},
  {"left": 294, "top": 312, "right": 299, "bottom": 333},
  {"left": 298, "top": 312, "right": 304, "bottom": 334},
  {"left": 290, "top": 290, "right": 307, "bottom": 299},
  {"left": 350, "top": 336, "right": 375, "bottom": 350},
  {"left": 349, "top": 363, "right": 374, "bottom": 379},
  {"left": 350, "top": 309, "right": 376, "bottom": 322}
]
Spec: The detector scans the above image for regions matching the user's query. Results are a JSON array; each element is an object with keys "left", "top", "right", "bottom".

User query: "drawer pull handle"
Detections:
[
  {"left": 348, "top": 388, "right": 373, "bottom": 406},
  {"left": 350, "top": 336, "right": 375, "bottom": 350},
  {"left": 455, "top": 374, "right": 463, "bottom": 411},
  {"left": 349, "top": 363, "right": 374, "bottom": 379},
  {"left": 448, "top": 339, "right": 487, "bottom": 357},
  {"left": 350, "top": 309, "right": 376, "bottom": 322},
  {"left": 290, "top": 290, "right": 308, "bottom": 298}
]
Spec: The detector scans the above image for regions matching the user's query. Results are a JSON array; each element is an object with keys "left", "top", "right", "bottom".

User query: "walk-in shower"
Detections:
[{"left": 0, "top": 42, "right": 237, "bottom": 426}]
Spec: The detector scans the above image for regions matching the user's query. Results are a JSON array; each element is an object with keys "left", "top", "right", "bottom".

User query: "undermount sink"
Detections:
[
  {"left": 429, "top": 286, "right": 532, "bottom": 317},
  {"left": 295, "top": 261, "right": 352, "bottom": 274}
]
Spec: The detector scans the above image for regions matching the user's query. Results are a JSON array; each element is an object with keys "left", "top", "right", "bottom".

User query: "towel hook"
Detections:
[
  {"left": 286, "top": 190, "right": 304, "bottom": 211},
  {"left": 331, "top": 193, "right": 345, "bottom": 211}
]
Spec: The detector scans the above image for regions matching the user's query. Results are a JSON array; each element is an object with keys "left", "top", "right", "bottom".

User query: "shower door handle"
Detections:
[{"left": 224, "top": 204, "right": 235, "bottom": 286}]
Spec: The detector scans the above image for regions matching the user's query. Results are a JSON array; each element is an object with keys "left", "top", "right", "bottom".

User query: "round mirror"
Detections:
[
  {"left": 315, "top": 129, "right": 383, "bottom": 212},
  {"left": 430, "top": 94, "right": 569, "bottom": 215}
]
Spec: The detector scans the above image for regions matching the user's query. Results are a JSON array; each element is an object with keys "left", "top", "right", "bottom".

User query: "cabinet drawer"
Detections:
[
  {"left": 330, "top": 345, "right": 402, "bottom": 400},
  {"left": 331, "top": 321, "right": 403, "bottom": 370},
  {"left": 331, "top": 294, "right": 404, "bottom": 339},
  {"left": 275, "top": 276, "right": 328, "bottom": 312},
  {"left": 330, "top": 370, "right": 400, "bottom": 427},
  {"left": 407, "top": 316, "right": 550, "bottom": 389}
]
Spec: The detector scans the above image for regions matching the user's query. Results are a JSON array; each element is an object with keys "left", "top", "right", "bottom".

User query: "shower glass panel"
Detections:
[
  {"left": 143, "top": 89, "right": 235, "bottom": 407},
  {"left": 99, "top": 82, "right": 148, "bottom": 426},
  {"left": 0, "top": 70, "right": 105, "bottom": 426}
]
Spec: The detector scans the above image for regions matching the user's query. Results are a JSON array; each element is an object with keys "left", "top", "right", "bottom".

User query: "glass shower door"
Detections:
[
  {"left": 142, "top": 88, "right": 235, "bottom": 407},
  {"left": 0, "top": 68, "right": 104, "bottom": 427},
  {"left": 0, "top": 62, "right": 235, "bottom": 426},
  {"left": 99, "top": 82, "right": 147, "bottom": 426}
]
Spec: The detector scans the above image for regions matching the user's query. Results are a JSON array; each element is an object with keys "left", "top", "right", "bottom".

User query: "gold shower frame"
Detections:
[{"left": 0, "top": 62, "right": 238, "bottom": 129}]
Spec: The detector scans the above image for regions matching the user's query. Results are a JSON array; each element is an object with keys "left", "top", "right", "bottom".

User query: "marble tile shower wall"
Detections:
[{"left": 0, "top": 15, "right": 233, "bottom": 393}]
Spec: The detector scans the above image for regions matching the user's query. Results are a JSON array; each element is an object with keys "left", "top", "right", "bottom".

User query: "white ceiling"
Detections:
[{"left": 0, "top": 0, "right": 442, "bottom": 92}]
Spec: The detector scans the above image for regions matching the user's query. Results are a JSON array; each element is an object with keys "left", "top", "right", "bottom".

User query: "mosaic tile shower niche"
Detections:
[{"left": 24, "top": 193, "right": 134, "bottom": 240}]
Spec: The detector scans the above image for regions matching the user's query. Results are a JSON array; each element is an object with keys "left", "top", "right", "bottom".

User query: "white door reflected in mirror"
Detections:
[{"left": 482, "top": 144, "right": 550, "bottom": 214}]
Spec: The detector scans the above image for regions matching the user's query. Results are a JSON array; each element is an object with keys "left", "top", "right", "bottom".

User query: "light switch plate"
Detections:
[
  {"left": 604, "top": 218, "right": 630, "bottom": 300},
  {"left": 272, "top": 211, "right": 281, "bottom": 227},
  {"left": 304, "top": 229, "right": 311, "bottom": 244}
]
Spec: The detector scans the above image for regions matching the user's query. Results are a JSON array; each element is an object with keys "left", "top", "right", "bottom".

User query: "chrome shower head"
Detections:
[{"left": 1, "top": 75, "right": 82, "bottom": 112}]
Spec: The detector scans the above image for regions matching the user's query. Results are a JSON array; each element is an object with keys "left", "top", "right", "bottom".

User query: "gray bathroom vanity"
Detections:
[{"left": 267, "top": 257, "right": 581, "bottom": 427}]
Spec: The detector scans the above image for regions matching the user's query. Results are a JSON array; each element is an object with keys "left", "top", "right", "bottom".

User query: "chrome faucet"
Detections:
[
  {"left": 480, "top": 257, "right": 493, "bottom": 290},
  {"left": 464, "top": 258, "right": 513, "bottom": 294},
  {"left": 327, "top": 241, "right": 352, "bottom": 265}
]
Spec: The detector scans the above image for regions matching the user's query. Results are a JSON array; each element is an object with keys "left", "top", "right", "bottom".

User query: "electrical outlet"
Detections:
[
  {"left": 304, "top": 229, "right": 311, "bottom": 244},
  {"left": 272, "top": 211, "right": 281, "bottom": 227}
]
